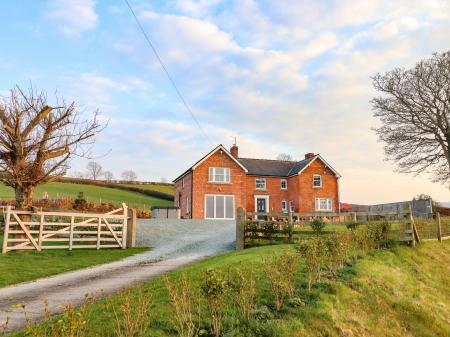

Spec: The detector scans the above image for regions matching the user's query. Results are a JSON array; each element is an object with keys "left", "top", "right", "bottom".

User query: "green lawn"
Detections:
[
  {"left": 0, "top": 233, "right": 148, "bottom": 288},
  {"left": 120, "top": 183, "right": 175, "bottom": 195},
  {"left": 0, "top": 182, "right": 173, "bottom": 210},
  {"left": 11, "top": 240, "right": 450, "bottom": 337}
]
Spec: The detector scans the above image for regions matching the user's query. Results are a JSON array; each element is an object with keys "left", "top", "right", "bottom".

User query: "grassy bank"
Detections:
[
  {"left": 0, "top": 233, "right": 148, "bottom": 288},
  {"left": 11, "top": 240, "right": 450, "bottom": 337},
  {"left": 0, "top": 182, "right": 172, "bottom": 210}
]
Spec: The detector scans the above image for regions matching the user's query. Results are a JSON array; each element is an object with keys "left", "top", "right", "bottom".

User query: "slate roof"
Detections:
[{"left": 237, "top": 156, "right": 316, "bottom": 177}]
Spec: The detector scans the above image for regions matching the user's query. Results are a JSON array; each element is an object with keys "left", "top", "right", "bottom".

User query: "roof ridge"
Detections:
[{"left": 238, "top": 157, "right": 297, "bottom": 163}]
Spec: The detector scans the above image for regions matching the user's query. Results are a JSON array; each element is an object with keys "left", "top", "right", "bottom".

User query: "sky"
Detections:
[{"left": 0, "top": 0, "right": 450, "bottom": 204}]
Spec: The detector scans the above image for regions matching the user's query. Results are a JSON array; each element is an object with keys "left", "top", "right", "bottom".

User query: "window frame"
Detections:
[
  {"left": 313, "top": 174, "right": 322, "bottom": 188},
  {"left": 208, "top": 167, "right": 231, "bottom": 183},
  {"left": 315, "top": 198, "right": 333, "bottom": 212},
  {"left": 186, "top": 195, "right": 190, "bottom": 214},
  {"left": 204, "top": 194, "right": 235, "bottom": 220},
  {"left": 281, "top": 200, "right": 287, "bottom": 212},
  {"left": 280, "top": 179, "right": 287, "bottom": 190},
  {"left": 255, "top": 178, "right": 266, "bottom": 190},
  {"left": 289, "top": 201, "right": 295, "bottom": 212}
]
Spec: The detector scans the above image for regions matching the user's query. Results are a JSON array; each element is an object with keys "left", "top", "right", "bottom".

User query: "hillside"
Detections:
[
  {"left": 13, "top": 241, "right": 450, "bottom": 337},
  {"left": 119, "top": 183, "right": 174, "bottom": 195},
  {"left": 0, "top": 182, "right": 172, "bottom": 210}
]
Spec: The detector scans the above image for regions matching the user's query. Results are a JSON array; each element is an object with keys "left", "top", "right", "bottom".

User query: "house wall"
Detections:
[
  {"left": 174, "top": 171, "right": 193, "bottom": 218},
  {"left": 191, "top": 150, "right": 247, "bottom": 219},
  {"left": 245, "top": 176, "right": 291, "bottom": 212},
  {"left": 297, "top": 159, "right": 339, "bottom": 212}
]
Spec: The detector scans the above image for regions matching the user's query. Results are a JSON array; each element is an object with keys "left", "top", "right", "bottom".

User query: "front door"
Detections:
[{"left": 256, "top": 196, "right": 268, "bottom": 220}]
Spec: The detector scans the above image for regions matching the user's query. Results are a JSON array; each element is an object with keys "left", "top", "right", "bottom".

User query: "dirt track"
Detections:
[{"left": 0, "top": 219, "right": 235, "bottom": 332}]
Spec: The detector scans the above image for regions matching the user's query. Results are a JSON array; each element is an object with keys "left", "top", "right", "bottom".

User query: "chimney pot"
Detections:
[
  {"left": 305, "top": 152, "right": 315, "bottom": 159},
  {"left": 231, "top": 145, "right": 239, "bottom": 158}
]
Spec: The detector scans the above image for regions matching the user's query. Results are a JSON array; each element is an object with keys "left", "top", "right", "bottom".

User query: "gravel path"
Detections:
[{"left": 0, "top": 219, "right": 235, "bottom": 333}]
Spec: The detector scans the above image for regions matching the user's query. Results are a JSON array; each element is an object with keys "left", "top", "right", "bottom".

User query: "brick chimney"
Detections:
[
  {"left": 305, "top": 152, "right": 315, "bottom": 159},
  {"left": 231, "top": 144, "right": 239, "bottom": 158}
]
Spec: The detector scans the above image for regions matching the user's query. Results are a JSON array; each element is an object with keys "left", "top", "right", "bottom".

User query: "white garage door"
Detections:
[{"left": 205, "top": 195, "right": 235, "bottom": 219}]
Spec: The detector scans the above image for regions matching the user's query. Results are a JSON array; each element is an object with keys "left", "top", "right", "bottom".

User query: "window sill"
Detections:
[
  {"left": 312, "top": 186, "right": 323, "bottom": 188},
  {"left": 255, "top": 189, "right": 267, "bottom": 191},
  {"left": 208, "top": 181, "right": 231, "bottom": 184}
]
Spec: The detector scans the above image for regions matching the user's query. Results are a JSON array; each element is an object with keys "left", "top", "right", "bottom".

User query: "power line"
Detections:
[{"left": 123, "top": 0, "right": 211, "bottom": 143}]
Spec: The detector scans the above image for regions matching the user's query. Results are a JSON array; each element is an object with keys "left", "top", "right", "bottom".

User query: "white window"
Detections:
[
  {"left": 289, "top": 201, "right": 295, "bottom": 212},
  {"left": 281, "top": 200, "right": 287, "bottom": 212},
  {"left": 313, "top": 174, "right": 322, "bottom": 187},
  {"left": 281, "top": 179, "right": 287, "bottom": 190},
  {"left": 205, "top": 195, "right": 235, "bottom": 219},
  {"left": 186, "top": 196, "right": 190, "bottom": 214},
  {"left": 209, "top": 167, "right": 231, "bottom": 183},
  {"left": 315, "top": 198, "right": 333, "bottom": 211},
  {"left": 255, "top": 178, "right": 266, "bottom": 190}
]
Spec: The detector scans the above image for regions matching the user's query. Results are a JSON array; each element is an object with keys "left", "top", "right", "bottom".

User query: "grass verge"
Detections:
[
  {"left": 0, "top": 233, "right": 148, "bottom": 288},
  {"left": 9, "top": 240, "right": 450, "bottom": 337}
]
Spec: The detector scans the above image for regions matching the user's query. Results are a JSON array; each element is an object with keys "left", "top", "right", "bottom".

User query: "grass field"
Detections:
[
  {"left": 0, "top": 182, "right": 173, "bottom": 210},
  {"left": 120, "top": 183, "right": 174, "bottom": 195},
  {"left": 12, "top": 240, "right": 450, "bottom": 337},
  {"left": 0, "top": 234, "right": 148, "bottom": 288}
]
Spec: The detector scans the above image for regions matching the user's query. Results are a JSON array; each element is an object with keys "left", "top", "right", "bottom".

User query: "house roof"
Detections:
[{"left": 173, "top": 145, "right": 341, "bottom": 182}]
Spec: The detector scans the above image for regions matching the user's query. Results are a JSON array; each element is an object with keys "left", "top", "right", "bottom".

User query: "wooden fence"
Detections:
[
  {"left": 2, "top": 204, "right": 135, "bottom": 254},
  {"left": 235, "top": 206, "right": 442, "bottom": 249}
]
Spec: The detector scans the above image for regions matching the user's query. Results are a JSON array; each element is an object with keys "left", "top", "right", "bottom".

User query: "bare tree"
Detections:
[
  {"left": 372, "top": 51, "right": 450, "bottom": 184},
  {"left": 121, "top": 170, "right": 137, "bottom": 182},
  {"left": 276, "top": 153, "right": 293, "bottom": 161},
  {"left": 0, "top": 86, "right": 101, "bottom": 209},
  {"left": 86, "top": 161, "right": 102, "bottom": 180},
  {"left": 103, "top": 170, "right": 114, "bottom": 182}
]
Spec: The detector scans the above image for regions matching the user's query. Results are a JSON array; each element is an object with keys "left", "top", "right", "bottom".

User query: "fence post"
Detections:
[
  {"left": 408, "top": 203, "right": 417, "bottom": 247},
  {"left": 436, "top": 212, "right": 442, "bottom": 242},
  {"left": 122, "top": 203, "right": 128, "bottom": 249},
  {"left": 126, "top": 208, "right": 137, "bottom": 248},
  {"left": 96, "top": 217, "right": 101, "bottom": 250},
  {"left": 69, "top": 215, "right": 74, "bottom": 251},
  {"left": 38, "top": 214, "right": 44, "bottom": 250},
  {"left": 2, "top": 206, "right": 11, "bottom": 254},
  {"left": 352, "top": 212, "right": 357, "bottom": 222},
  {"left": 288, "top": 211, "right": 293, "bottom": 243},
  {"left": 236, "top": 207, "right": 246, "bottom": 250}
]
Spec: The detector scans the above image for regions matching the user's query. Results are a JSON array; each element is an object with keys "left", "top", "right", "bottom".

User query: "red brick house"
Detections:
[{"left": 173, "top": 144, "right": 341, "bottom": 219}]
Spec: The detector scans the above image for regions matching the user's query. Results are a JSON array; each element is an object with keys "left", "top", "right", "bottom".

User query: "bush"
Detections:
[
  {"left": 310, "top": 217, "right": 326, "bottom": 234},
  {"left": 229, "top": 265, "right": 258, "bottom": 321},
  {"left": 296, "top": 238, "right": 325, "bottom": 291},
  {"left": 201, "top": 269, "right": 229, "bottom": 337},
  {"left": 346, "top": 221, "right": 360, "bottom": 231}
]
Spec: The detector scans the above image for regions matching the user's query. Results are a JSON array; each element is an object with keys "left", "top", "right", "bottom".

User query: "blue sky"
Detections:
[{"left": 1, "top": 0, "right": 450, "bottom": 203}]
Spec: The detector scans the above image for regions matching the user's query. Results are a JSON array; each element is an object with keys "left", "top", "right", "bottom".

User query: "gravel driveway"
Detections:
[{"left": 0, "top": 219, "right": 235, "bottom": 332}]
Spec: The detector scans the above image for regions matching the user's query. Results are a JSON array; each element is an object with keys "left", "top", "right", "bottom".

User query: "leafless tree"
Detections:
[
  {"left": 103, "top": 170, "right": 114, "bottom": 181},
  {"left": 0, "top": 86, "right": 102, "bottom": 209},
  {"left": 86, "top": 161, "right": 102, "bottom": 180},
  {"left": 372, "top": 51, "right": 450, "bottom": 184},
  {"left": 121, "top": 170, "right": 137, "bottom": 182},
  {"left": 276, "top": 153, "right": 293, "bottom": 161}
]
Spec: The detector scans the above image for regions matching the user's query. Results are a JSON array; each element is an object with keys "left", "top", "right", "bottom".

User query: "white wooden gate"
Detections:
[{"left": 2, "top": 204, "right": 128, "bottom": 254}]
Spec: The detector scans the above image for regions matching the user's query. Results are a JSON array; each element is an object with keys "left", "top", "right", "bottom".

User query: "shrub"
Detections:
[
  {"left": 73, "top": 192, "right": 88, "bottom": 211},
  {"left": 229, "top": 265, "right": 258, "bottom": 321},
  {"left": 323, "top": 233, "right": 351, "bottom": 277},
  {"left": 296, "top": 238, "right": 325, "bottom": 291},
  {"left": 262, "top": 250, "right": 299, "bottom": 311},
  {"left": 165, "top": 274, "right": 199, "bottom": 337},
  {"left": 201, "top": 269, "right": 229, "bottom": 337},
  {"left": 310, "top": 217, "right": 326, "bottom": 234},
  {"left": 110, "top": 289, "right": 152, "bottom": 337},
  {"left": 346, "top": 221, "right": 360, "bottom": 231}
]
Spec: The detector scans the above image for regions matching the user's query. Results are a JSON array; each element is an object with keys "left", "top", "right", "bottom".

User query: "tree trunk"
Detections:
[
  {"left": 15, "top": 185, "right": 34, "bottom": 210},
  {"left": 14, "top": 185, "right": 34, "bottom": 240}
]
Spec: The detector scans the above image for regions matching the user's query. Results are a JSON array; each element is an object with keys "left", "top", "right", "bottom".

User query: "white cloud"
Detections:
[{"left": 47, "top": 0, "right": 98, "bottom": 37}]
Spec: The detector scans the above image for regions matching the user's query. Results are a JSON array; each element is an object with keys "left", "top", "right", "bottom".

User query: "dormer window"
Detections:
[
  {"left": 313, "top": 174, "right": 322, "bottom": 188},
  {"left": 209, "top": 167, "right": 230, "bottom": 183},
  {"left": 280, "top": 179, "right": 287, "bottom": 190}
]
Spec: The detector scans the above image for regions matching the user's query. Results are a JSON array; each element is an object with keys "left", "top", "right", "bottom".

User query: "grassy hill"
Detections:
[
  {"left": 14, "top": 241, "right": 450, "bottom": 337},
  {"left": 119, "top": 183, "right": 174, "bottom": 195},
  {"left": 0, "top": 182, "right": 173, "bottom": 210}
]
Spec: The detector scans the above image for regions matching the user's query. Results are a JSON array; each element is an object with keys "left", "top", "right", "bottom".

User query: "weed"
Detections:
[{"left": 164, "top": 274, "right": 199, "bottom": 337}]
